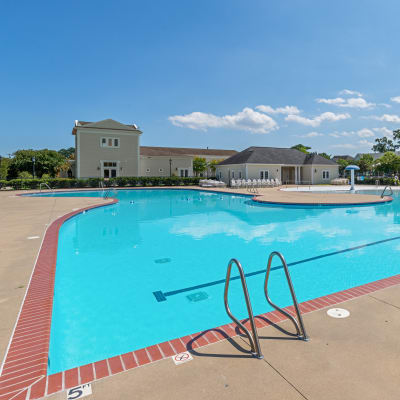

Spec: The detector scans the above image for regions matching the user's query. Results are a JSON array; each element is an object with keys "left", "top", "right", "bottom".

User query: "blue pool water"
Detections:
[{"left": 39, "top": 189, "right": 400, "bottom": 373}]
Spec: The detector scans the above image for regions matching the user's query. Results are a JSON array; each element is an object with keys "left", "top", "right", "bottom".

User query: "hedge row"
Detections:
[
  {"left": 0, "top": 176, "right": 202, "bottom": 190},
  {"left": 356, "top": 177, "right": 399, "bottom": 185}
]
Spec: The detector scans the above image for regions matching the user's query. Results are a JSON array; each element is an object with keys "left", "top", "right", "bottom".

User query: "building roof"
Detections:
[
  {"left": 218, "top": 147, "right": 338, "bottom": 166},
  {"left": 354, "top": 151, "right": 400, "bottom": 161},
  {"left": 140, "top": 146, "right": 237, "bottom": 158},
  {"left": 72, "top": 119, "right": 142, "bottom": 135}
]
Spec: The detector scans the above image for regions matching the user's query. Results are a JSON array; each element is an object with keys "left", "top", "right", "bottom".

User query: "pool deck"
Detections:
[{"left": 0, "top": 187, "right": 399, "bottom": 399}]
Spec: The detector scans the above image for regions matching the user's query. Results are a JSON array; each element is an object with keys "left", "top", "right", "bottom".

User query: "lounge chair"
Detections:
[
  {"left": 230, "top": 179, "right": 237, "bottom": 189},
  {"left": 261, "top": 179, "right": 267, "bottom": 187}
]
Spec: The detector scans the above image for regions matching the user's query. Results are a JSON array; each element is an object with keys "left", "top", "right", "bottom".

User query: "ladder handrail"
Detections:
[
  {"left": 39, "top": 183, "right": 53, "bottom": 192},
  {"left": 264, "top": 251, "right": 308, "bottom": 341},
  {"left": 381, "top": 185, "right": 393, "bottom": 198},
  {"left": 224, "top": 259, "right": 263, "bottom": 359}
]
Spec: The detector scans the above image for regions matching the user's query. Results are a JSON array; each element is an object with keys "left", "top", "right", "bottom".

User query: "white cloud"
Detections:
[
  {"left": 371, "top": 114, "right": 400, "bottom": 123},
  {"left": 256, "top": 105, "right": 300, "bottom": 115},
  {"left": 330, "top": 139, "right": 372, "bottom": 150},
  {"left": 359, "top": 139, "right": 374, "bottom": 147},
  {"left": 317, "top": 97, "right": 374, "bottom": 109},
  {"left": 357, "top": 128, "right": 374, "bottom": 138},
  {"left": 373, "top": 127, "right": 393, "bottom": 137},
  {"left": 391, "top": 96, "right": 400, "bottom": 103},
  {"left": 295, "top": 131, "right": 324, "bottom": 138},
  {"left": 328, "top": 129, "right": 374, "bottom": 139},
  {"left": 168, "top": 107, "right": 278, "bottom": 134},
  {"left": 339, "top": 89, "right": 363, "bottom": 97},
  {"left": 317, "top": 97, "right": 346, "bottom": 105},
  {"left": 285, "top": 112, "right": 350, "bottom": 127}
]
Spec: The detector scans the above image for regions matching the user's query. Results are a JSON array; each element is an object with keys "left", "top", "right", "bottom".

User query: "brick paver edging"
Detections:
[{"left": 1, "top": 191, "right": 399, "bottom": 399}]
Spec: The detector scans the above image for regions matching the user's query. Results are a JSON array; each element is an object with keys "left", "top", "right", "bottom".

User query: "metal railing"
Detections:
[
  {"left": 39, "top": 183, "right": 53, "bottom": 192},
  {"left": 265, "top": 252, "right": 308, "bottom": 341},
  {"left": 224, "top": 259, "right": 263, "bottom": 359},
  {"left": 381, "top": 185, "right": 393, "bottom": 198}
]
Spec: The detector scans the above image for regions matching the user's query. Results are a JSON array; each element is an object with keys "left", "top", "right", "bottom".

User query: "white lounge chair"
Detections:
[
  {"left": 230, "top": 179, "right": 237, "bottom": 189},
  {"left": 261, "top": 179, "right": 267, "bottom": 187},
  {"left": 275, "top": 178, "right": 281, "bottom": 186},
  {"left": 257, "top": 179, "right": 262, "bottom": 187}
]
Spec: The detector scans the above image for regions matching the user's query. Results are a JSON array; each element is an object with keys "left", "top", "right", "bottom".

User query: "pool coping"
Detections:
[{"left": 1, "top": 189, "right": 399, "bottom": 399}]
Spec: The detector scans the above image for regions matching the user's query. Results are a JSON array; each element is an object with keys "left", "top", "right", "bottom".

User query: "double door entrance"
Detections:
[{"left": 102, "top": 161, "right": 119, "bottom": 178}]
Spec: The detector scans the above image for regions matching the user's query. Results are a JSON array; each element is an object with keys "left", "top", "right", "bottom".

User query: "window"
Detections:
[
  {"left": 103, "top": 162, "right": 117, "bottom": 167},
  {"left": 238, "top": 171, "right": 242, "bottom": 179},
  {"left": 323, "top": 170, "right": 330, "bottom": 179},
  {"left": 146, "top": 168, "right": 150, "bottom": 173},
  {"left": 231, "top": 171, "right": 235, "bottom": 179},
  {"left": 159, "top": 168, "right": 163, "bottom": 172},
  {"left": 100, "top": 137, "right": 120, "bottom": 148},
  {"left": 260, "top": 170, "right": 269, "bottom": 179}
]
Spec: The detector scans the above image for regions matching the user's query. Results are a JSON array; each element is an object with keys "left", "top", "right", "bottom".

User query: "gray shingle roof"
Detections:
[{"left": 218, "top": 147, "right": 337, "bottom": 166}]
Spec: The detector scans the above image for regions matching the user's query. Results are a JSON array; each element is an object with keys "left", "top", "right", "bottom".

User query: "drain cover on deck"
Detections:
[
  {"left": 327, "top": 308, "right": 350, "bottom": 318},
  {"left": 187, "top": 291, "right": 209, "bottom": 302}
]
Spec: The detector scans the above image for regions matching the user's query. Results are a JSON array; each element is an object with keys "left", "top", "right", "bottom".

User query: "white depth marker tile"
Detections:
[
  {"left": 27, "top": 236, "right": 40, "bottom": 240},
  {"left": 67, "top": 383, "right": 92, "bottom": 399}
]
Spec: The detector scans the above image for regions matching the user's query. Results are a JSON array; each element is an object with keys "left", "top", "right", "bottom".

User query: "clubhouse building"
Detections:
[{"left": 70, "top": 119, "right": 338, "bottom": 184}]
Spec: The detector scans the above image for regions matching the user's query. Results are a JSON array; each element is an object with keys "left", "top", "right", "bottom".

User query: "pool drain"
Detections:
[{"left": 327, "top": 308, "right": 350, "bottom": 318}]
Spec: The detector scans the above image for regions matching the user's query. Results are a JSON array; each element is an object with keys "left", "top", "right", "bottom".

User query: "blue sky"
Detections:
[{"left": 1, "top": 0, "right": 400, "bottom": 156}]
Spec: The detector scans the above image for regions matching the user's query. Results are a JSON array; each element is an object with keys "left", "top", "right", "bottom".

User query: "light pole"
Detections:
[
  {"left": 0, "top": 156, "right": 2, "bottom": 179},
  {"left": 32, "top": 157, "right": 36, "bottom": 179}
]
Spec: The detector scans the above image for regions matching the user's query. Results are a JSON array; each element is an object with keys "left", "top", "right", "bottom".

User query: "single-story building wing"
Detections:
[{"left": 215, "top": 146, "right": 339, "bottom": 185}]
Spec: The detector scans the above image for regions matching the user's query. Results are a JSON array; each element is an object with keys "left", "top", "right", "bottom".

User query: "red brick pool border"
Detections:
[{"left": 1, "top": 192, "right": 399, "bottom": 399}]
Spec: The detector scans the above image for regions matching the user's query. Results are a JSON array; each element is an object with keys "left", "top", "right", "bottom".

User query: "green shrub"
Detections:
[
  {"left": 2, "top": 176, "right": 201, "bottom": 190},
  {"left": 18, "top": 171, "right": 33, "bottom": 179}
]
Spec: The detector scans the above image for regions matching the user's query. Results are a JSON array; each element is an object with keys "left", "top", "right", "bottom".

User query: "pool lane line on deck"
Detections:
[{"left": 153, "top": 234, "right": 400, "bottom": 302}]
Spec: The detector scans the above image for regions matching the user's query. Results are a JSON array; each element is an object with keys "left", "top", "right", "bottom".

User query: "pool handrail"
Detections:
[
  {"left": 264, "top": 251, "right": 308, "bottom": 341},
  {"left": 39, "top": 182, "right": 53, "bottom": 192},
  {"left": 381, "top": 185, "right": 393, "bottom": 198},
  {"left": 224, "top": 258, "right": 263, "bottom": 359}
]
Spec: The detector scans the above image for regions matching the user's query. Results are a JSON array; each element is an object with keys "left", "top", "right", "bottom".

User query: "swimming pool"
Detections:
[{"left": 40, "top": 189, "right": 400, "bottom": 374}]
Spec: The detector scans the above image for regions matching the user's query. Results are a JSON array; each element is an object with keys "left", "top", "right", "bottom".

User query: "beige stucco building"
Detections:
[
  {"left": 216, "top": 146, "right": 339, "bottom": 185},
  {"left": 73, "top": 119, "right": 236, "bottom": 179}
]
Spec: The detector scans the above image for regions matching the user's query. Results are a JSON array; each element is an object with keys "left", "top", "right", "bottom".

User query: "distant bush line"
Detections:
[{"left": 0, "top": 176, "right": 202, "bottom": 190}]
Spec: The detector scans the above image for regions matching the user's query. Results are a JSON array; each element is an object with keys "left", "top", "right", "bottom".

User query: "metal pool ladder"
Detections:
[
  {"left": 39, "top": 183, "right": 53, "bottom": 192},
  {"left": 223, "top": 251, "right": 308, "bottom": 358},
  {"left": 381, "top": 185, "right": 393, "bottom": 198},
  {"left": 265, "top": 251, "right": 308, "bottom": 341},
  {"left": 224, "top": 259, "right": 263, "bottom": 359}
]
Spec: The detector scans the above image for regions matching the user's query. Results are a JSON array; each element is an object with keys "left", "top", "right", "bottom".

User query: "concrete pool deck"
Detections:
[{"left": 0, "top": 187, "right": 399, "bottom": 399}]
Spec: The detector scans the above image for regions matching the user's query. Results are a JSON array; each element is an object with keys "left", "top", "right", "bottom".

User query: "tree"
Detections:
[
  {"left": 58, "top": 147, "right": 75, "bottom": 159},
  {"left": 318, "top": 152, "right": 331, "bottom": 160},
  {"left": 374, "top": 152, "right": 400, "bottom": 174},
  {"left": 372, "top": 136, "right": 398, "bottom": 153},
  {"left": 192, "top": 157, "right": 208, "bottom": 177},
  {"left": 7, "top": 149, "right": 67, "bottom": 179},
  {"left": 356, "top": 154, "right": 374, "bottom": 174},
  {"left": 336, "top": 158, "right": 351, "bottom": 176},
  {"left": 291, "top": 144, "right": 311, "bottom": 154},
  {"left": 207, "top": 159, "right": 222, "bottom": 177},
  {"left": 0, "top": 157, "right": 11, "bottom": 180}
]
